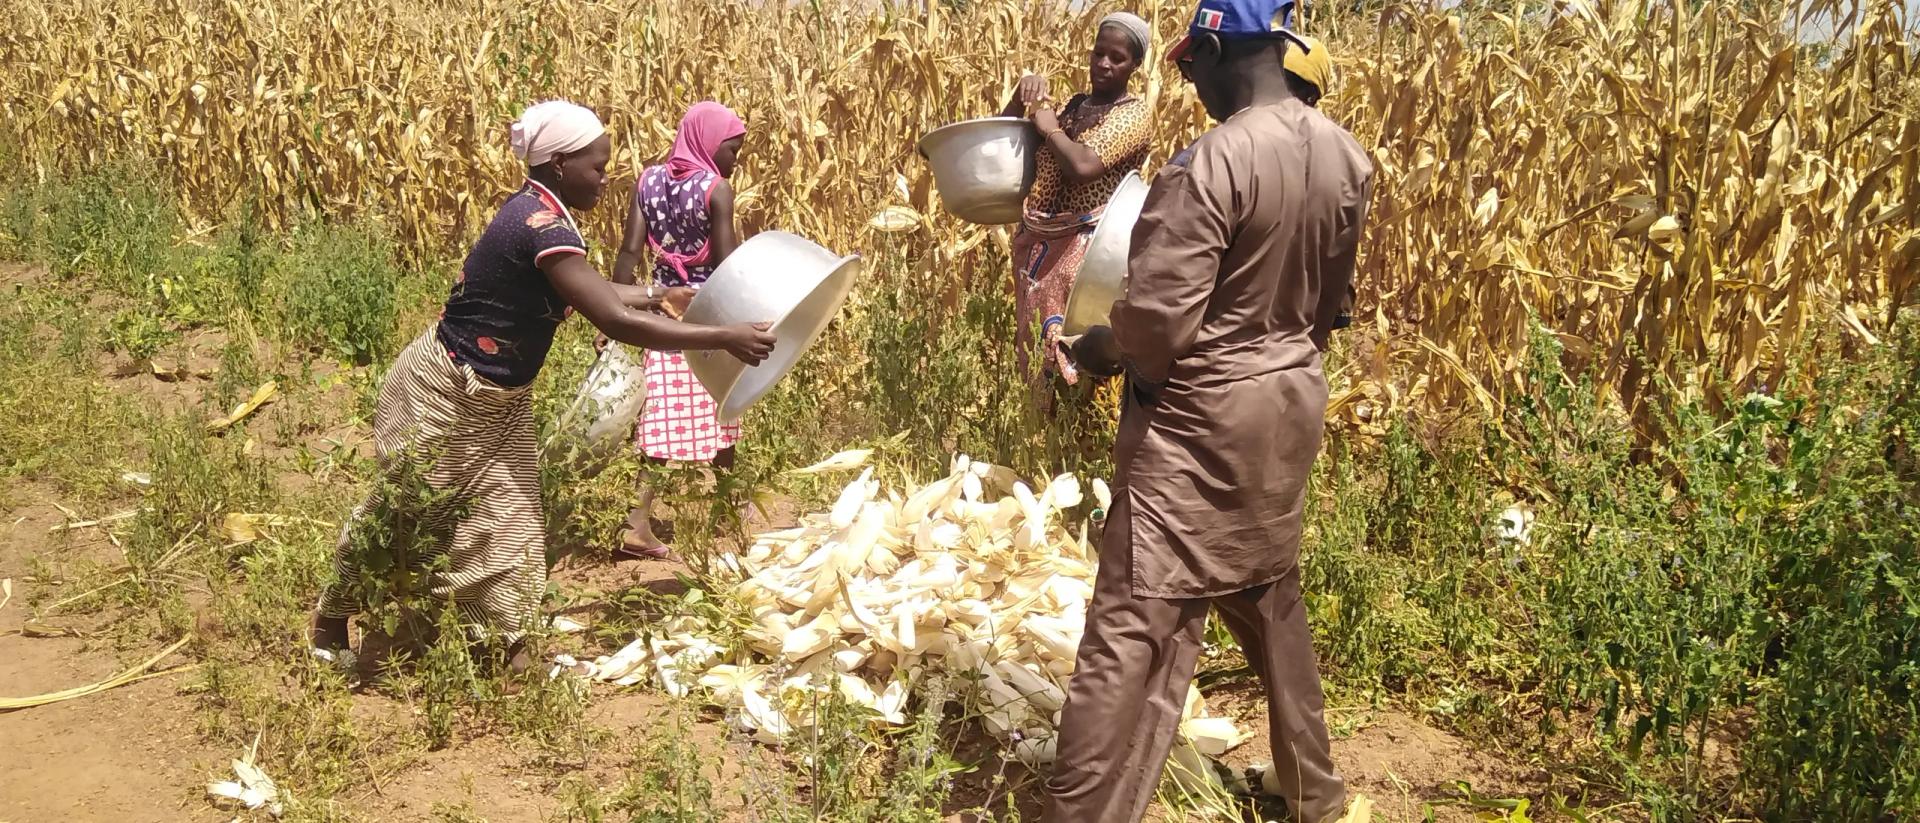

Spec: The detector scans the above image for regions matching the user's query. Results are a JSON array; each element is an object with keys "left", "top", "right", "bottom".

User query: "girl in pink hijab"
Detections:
[{"left": 610, "top": 101, "right": 750, "bottom": 558}]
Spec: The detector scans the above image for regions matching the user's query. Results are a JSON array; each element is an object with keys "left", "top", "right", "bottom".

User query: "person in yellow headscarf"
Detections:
[
  {"left": 1282, "top": 33, "right": 1333, "bottom": 106},
  {"left": 1285, "top": 35, "right": 1354, "bottom": 330}
]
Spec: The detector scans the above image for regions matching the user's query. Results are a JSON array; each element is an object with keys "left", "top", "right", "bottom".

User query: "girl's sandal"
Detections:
[{"left": 616, "top": 534, "right": 679, "bottom": 562}]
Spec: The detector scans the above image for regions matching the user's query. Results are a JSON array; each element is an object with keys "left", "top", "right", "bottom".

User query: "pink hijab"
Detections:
[
  {"left": 645, "top": 102, "right": 746, "bottom": 280},
  {"left": 665, "top": 101, "right": 746, "bottom": 180}
]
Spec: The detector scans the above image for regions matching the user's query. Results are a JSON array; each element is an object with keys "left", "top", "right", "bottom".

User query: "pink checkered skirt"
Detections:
[{"left": 635, "top": 350, "right": 741, "bottom": 462}]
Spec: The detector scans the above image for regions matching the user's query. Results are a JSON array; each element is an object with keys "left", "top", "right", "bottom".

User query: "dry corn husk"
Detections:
[
  {"left": 205, "top": 381, "right": 278, "bottom": 432},
  {"left": 790, "top": 448, "right": 872, "bottom": 475},
  {"left": 220, "top": 513, "right": 332, "bottom": 544},
  {"left": 221, "top": 513, "right": 292, "bottom": 543},
  {"left": 206, "top": 735, "right": 284, "bottom": 817},
  {"left": 574, "top": 453, "right": 1249, "bottom": 770},
  {"left": 1, "top": 636, "right": 195, "bottom": 710}
]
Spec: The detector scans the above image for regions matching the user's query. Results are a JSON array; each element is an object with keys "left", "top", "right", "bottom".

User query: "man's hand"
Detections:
[
  {"left": 722, "top": 322, "right": 777, "bottom": 366},
  {"left": 1059, "top": 325, "right": 1125, "bottom": 378},
  {"left": 1331, "top": 284, "right": 1355, "bottom": 330},
  {"left": 594, "top": 332, "right": 611, "bottom": 353}
]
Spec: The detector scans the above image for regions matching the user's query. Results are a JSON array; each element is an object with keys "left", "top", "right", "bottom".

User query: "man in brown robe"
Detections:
[{"left": 1048, "top": 1, "right": 1373, "bottom": 820}]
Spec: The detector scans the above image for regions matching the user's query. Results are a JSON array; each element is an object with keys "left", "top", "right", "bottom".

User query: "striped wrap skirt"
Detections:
[{"left": 317, "top": 328, "right": 546, "bottom": 642}]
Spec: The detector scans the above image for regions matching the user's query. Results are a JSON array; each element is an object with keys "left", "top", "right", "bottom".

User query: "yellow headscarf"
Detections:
[{"left": 1283, "top": 35, "right": 1333, "bottom": 97}]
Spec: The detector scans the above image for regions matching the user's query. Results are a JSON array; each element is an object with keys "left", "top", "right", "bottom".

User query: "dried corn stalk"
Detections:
[{"left": 2, "top": 0, "right": 1910, "bottom": 428}]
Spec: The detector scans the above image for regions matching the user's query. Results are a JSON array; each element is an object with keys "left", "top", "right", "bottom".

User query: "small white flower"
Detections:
[{"left": 1497, "top": 505, "right": 1534, "bottom": 545}]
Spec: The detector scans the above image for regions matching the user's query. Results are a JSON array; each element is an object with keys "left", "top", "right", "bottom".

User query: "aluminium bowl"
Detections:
[
  {"left": 1063, "top": 171, "right": 1150, "bottom": 336},
  {"left": 917, "top": 117, "right": 1039, "bottom": 225},
  {"left": 680, "top": 231, "right": 862, "bottom": 423}
]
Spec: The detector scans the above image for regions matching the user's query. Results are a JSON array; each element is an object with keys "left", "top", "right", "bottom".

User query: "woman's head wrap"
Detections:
[
  {"left": 665, "top": 101, "right": 748, "bottom": 179},
  {"left": 510, "top": 100, "right": 605, "bottom": 168},
  {"left": 1099, "top": 12, "right": 1152, "bottom": 61}
]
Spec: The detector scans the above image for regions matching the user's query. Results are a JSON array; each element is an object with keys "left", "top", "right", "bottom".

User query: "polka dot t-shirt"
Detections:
[
  {"left": 436, "top": 180, "right": 585, "bottom": 388},
  {"left": 638, "top": 165, "right": 721, "bottom": 287}
]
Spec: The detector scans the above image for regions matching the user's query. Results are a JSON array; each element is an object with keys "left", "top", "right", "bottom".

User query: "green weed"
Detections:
[
  {"left": 0, "top": 286, "right": 143, "bottom": 501},
  {"left": 559, "top": 704, "right": 722, "bottom": 822},
  {"left": 268, "top": 220, "right": 402, "bottom": 366},
  {"left": 18, "top": 158, "right": 182, "bottom": 296}
]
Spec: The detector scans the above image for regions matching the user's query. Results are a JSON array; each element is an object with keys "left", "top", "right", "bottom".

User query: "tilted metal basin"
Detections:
[
  {"left": 917, "top": 117, "right": 1038, "bottom": 225},
  {"left": 680, "top": 231, "right": 862, "bottom": 424},
  {"left": 1063, "top": 171, "right": 1150, "bottom": 336}
]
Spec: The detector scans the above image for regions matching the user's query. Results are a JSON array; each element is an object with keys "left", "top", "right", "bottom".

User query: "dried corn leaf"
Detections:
[
  {"left": 1, "top": 636, "right": 194, "bottom": 710},
  {"left": 206, "top": 381, "right": 278, "bottom": 432},
  {"left": 790, "top": 448, "right": 872, "bottom": 475}
]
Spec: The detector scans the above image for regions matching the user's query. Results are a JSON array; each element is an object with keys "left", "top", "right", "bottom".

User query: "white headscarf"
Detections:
[
  {"left": 509, "top": 100, "right": 605, "bottom": 168},
  {"left": 1099, "top": 12, "right": 1152, "bottom": 61}
]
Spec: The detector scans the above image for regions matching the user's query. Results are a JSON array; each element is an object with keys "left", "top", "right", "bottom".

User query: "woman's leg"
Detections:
[
  {"left": 310, "top": 508, "right": 367, "bottom": 649},
  {"left": 623, "top": 455, "right": 672, "bottom": 555},
  {"left": 625, "top": 349, "right": 678, "bottom": 558},
  {"left": 310, "top": 332, "right": 424, "bottom": 652},
  {"left": 621, "top": 445, "right": 734, "bottom": 558},
  {"left": 435, "top": 390, "right": 548, "bottom": 660}
]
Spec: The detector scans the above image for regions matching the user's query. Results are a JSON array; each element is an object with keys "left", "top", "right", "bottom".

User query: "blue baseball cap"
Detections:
[{"left": 1166, "top": 0, "right": 1309, "bottom": 63}]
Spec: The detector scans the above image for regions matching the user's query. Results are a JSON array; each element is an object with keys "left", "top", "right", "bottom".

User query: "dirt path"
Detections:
[{"left": 0, "top": 497, "right": 225, "bottom": 823}]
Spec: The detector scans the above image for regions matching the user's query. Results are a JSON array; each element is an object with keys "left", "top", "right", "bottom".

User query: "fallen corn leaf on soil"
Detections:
[{"left": 0, "top": 259, "right": 1545, "bottom": 821}]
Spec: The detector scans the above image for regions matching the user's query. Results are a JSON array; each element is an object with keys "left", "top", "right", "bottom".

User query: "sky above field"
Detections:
[{"left": 1411, "top": 0, "right": 1919, "bottom": 40}]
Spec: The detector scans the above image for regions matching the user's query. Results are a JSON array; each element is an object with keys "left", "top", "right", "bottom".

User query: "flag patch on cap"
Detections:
[{"left": 1196, "top": 8, "right": 1224, "bottom": 29}]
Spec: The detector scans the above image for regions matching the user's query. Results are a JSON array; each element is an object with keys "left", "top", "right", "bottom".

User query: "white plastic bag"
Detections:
[{"left": 550, "top": 344, "right": 647, "bottom": 477}]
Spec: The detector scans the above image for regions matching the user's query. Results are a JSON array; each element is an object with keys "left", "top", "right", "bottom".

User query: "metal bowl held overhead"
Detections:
[
  {"left": 917, "top": 117, "right": 1038, "bottom": 225},
  {"left": 680, "top": 231, "right": 862, "bottom": 424},
  {"left": 1063, "top": 171, "right": 1150, "bottom": 336}
]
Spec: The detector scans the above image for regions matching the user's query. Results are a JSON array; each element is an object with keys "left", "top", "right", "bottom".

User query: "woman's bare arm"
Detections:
[
  {"left": 610, "top": 281, "right": 662, "bottom": 310},
  {"left": 611, "top": 187, "right": 647, "bottom": 287},
  {"left": 1034, "top": 102, "right": 1110, "bottom": 186},
  {"left": 541, "top": 253, "right": 773, "bottom": 363},
  {"left": 1001, "top": 74, "right": 1050, "bottom": 118},
  {"left": 707, "top": 180, "right": 741, "bottom": 270}
]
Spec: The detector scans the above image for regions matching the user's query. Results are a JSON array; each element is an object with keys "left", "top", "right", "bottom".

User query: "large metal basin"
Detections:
[
  {"left": 681, "top": 232, "right": 861, "bottom": 423},
  {"left": 1063, "top": 171, "right": 1150, "bottom": 336},
  {"left": 917, "top": 117, "right": 1038, "bottom": 225}
]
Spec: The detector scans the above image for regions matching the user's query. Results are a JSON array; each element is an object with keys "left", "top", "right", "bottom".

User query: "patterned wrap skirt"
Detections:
[
  {"left": 1011, "top": 209, "right": 1102, "bottom": 391},
  {"left": 317, "top": 328, "right": 546, "bottom": 642},
  {"left": 635, "top": 349, "right": 740, "bottom": 462}
]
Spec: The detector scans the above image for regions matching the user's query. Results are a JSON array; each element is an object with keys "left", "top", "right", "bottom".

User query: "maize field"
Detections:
[
  {"left": 4, "top": 0, "right": 1920, "bottom": 820},
  {"left": 2, "top": 0, "right": 1915, "bottom": 425}
]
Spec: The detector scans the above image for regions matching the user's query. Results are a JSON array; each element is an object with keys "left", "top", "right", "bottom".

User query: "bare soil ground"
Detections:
[
  {"left": 1, "top": 490, "right": 226, "bottom": 823},
  {"left": 0, "top": 261, "right": 1546, "bottom": 822}
]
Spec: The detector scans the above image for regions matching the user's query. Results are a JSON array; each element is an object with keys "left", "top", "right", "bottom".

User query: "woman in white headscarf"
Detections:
[
  {"left": 999, "top": 12, "right": 1154, "bottom": 406},
  {"left": 310, "top": 100, "right": 776, "bottom": 671}
]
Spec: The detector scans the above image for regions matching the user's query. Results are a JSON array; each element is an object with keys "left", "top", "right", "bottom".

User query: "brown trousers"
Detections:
[{"left": 1044, "top": 548, "right": 1346, "bottom": 822}]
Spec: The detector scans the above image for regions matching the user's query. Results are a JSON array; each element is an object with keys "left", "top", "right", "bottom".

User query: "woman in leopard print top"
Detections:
[{"left": 1000, "top": 13, "right": 1155, "bottom": 403}]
